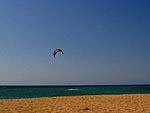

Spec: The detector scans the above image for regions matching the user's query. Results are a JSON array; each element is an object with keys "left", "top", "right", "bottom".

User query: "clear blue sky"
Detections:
[{"left": 0, "top": 0, "right": 150, "bottom": 85}]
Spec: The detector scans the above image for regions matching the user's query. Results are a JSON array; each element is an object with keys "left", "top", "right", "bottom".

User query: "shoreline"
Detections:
[
  {"left": 0, "top": 94, "right": 150, "bottom": 113},
  {"left": 1, "top": 93, "right": 150, "bottom": 100}
]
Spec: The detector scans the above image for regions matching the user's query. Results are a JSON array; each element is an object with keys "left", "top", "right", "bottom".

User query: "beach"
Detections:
[{"left": 0, "top": 94, "right": 150, "bottom": 113}]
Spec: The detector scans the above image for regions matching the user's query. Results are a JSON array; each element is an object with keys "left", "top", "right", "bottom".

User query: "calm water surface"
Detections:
[{"left": 0, "top": 85, "right": 150, "bottom": 99}]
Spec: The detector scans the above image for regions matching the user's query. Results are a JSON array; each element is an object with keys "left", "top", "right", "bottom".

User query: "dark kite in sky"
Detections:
[{"left": 53, "top": 49, "right": 64, "bottom": 58}]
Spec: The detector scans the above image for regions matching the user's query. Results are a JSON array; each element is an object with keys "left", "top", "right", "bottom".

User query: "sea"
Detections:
[{"left": 0, "top": 85, "right": 150, "bottom": 99}]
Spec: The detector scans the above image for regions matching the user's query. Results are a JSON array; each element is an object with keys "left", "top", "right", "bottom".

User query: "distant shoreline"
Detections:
[
  {"left": 1, "top": 93, "right": 150, "bottom": 100},
  {"left": 0, "top": 84, "right": 150, "bottom": 87}
]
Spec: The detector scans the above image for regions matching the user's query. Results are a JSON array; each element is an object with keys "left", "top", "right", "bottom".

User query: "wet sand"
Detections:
[{"left": 0, "top": 94, "right": 150, "bottom": 113}]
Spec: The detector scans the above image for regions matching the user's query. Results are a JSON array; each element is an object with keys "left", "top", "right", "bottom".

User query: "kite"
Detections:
[{"left": 53, "top": 49, "right": 64, "bottom": 58}]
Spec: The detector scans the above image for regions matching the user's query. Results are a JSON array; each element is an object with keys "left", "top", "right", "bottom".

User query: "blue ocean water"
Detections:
[{"left": 0, "top": 85, "right": 150, "bottom": 99}]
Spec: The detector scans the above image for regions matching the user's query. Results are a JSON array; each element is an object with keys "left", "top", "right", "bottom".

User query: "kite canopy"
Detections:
[{"left": 53, "top": 49, "right": 64, "bottom": 58}]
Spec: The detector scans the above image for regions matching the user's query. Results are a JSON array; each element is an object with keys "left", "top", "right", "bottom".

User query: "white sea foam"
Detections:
[{"left": 67, "top": 88, "right": 81, "bottom": 91}]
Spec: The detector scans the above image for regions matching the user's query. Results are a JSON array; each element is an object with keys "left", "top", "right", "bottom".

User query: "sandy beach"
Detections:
[{"left": 0, "top": 94, "right": 150, "bottom": 113}]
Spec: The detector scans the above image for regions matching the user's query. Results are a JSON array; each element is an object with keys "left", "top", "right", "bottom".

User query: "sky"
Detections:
[{"left": 0, "top": 0, "right": 150, "bottom": 85}]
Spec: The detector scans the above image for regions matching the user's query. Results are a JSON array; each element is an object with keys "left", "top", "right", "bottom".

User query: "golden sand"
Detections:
[{"left": 0, "top": 94, "right": 150, "bottom": 113}]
